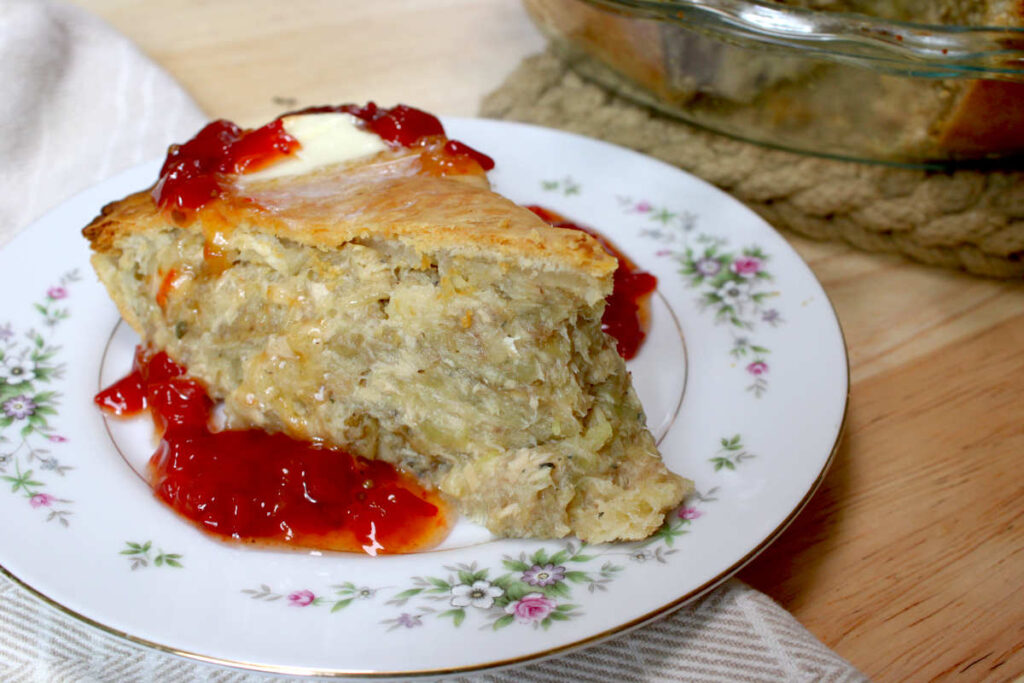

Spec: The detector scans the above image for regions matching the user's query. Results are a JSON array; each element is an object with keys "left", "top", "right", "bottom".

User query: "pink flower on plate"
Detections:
[
  {"left": 30, "top": 493, "right": 56, "bottom": 508},
  {"left": 731, "top": 256, "right": 763, "bottom": 278},
  {"left": 747, "top": 361, "right": 769, "bottom": 376},
  {"left": 635, "top": 201, "right": 652, "bottom": 213},
  {"left": 48, "top": 435, "right": 68, "bottom": 443},
  {"left": 288, "top": 590, "right": 316, "bottom": 607},
  {"left": 47, "top": 286, "right": 68, "bottom": 300},
  {"left": 677, "top": 506, "right": 702, "bottom": 520},
  {"left": 505, "top": 592, "right": 557, "bottom": 623}
]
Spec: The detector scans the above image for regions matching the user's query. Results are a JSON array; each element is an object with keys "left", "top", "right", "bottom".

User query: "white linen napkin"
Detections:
[
  {"left": 0, "top": 0, "right": 206, "bottom": 245},
  {"left": 0, "top": 1, "right": 866, "bottom": 680}
]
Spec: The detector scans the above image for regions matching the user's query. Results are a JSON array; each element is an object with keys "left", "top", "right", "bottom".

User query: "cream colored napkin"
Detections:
[{"left": 0, "top": 1, "right": 866, "bottom": 680}]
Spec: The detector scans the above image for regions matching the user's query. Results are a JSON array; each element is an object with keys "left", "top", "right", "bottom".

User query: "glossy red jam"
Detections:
[
  {"left": 96, "top": 347, "right": 449, "bottom": 555},
  {"left": 345, "top": 102, "right": 445, "bottom": 147},
  {"left": 527, "top": 206, "right": 657, "bottom": 360},
  {"left": 153, "top": 119, "right": 299, "bottom": 211},
  {"left": 153, "top": 103, "right": 494, "bottom": 212}
]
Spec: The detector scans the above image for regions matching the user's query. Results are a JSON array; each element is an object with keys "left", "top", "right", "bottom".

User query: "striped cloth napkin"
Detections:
[{"left": 0, "top": 1, "right": 866, "bottom": 680}]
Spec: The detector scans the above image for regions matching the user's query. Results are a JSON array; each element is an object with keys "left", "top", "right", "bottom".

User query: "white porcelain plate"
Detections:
[{"left": 0, "top": 119, "right": 847, "bottom": 677}]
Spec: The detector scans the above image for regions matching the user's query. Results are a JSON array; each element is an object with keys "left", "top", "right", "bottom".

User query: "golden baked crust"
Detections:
[
  {"left": 85, "top": 152, "right": 615, "bottom": 278},
  {"left": 84, "top": 142, "right": 689, "bottom": 544}
]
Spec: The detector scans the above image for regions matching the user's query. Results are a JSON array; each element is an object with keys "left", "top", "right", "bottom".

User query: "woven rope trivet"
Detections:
[{"left": 481, "top": 51, "right": 1024, "bottom": 278}]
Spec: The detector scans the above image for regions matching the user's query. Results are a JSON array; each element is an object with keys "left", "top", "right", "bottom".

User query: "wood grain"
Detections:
[
  {"left": 740, "top": 311, "right": 1024, "bottom": 680},
  {"left": 64, "top": 1, "right": 1024, "bottom": 680},
  {"left": 67, "top": 0, "right": 545, "bottom": 126}
]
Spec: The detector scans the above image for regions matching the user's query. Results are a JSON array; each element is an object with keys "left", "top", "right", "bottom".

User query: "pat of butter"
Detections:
[{"left": 244, "top": 113, "right": 387, "bottom": 181}]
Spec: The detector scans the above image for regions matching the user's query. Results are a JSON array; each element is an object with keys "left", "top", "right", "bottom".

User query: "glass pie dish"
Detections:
[{"left": 523, "top": 0, "right": 1024, "bottom": 167}]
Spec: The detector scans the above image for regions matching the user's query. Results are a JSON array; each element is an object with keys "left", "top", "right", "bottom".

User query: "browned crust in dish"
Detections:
[{"left": 525, "top": 0, "right": 1024, "bottom": 159}]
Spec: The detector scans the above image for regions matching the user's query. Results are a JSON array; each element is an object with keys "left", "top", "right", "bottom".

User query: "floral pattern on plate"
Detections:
[
  {"left": 0, "top": 270, "right": 80, "bottom": 526},
  {"left": 621, "top": 196, "right": 782, "bottom": 398},
  {"left": 238, "top": 484, "right": 721, "bottom": 632}
]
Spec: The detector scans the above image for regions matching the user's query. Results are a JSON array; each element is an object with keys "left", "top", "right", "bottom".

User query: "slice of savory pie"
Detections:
[{"left": 83, "top": 104, "right": 690, "bottom": 543}]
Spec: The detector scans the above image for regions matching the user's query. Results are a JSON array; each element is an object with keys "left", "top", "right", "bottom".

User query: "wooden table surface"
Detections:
[{"left": 69, "top": 1, "right": 1024, "bottom": 680}]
